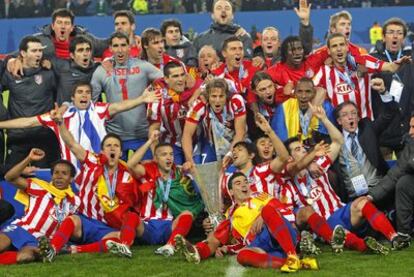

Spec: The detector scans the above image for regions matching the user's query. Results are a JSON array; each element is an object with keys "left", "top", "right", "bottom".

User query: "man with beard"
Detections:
[
  {"left": 271, "top": 77, "right": 334, "bottom": 144},
  {"left": 247, "top": 36, "right": 329, "bottom": 113},
  {"left": 193, "top": 0, "right": 253, "bottom": 59},
  {"left": 91, "top": 32, "right": 163, "bottom": 160},
  {"left": 1, "top": 36, "right": 60, "bottom": 171},
  {"left": 141, "top": 28, "right": 181, "bottom": 71}
]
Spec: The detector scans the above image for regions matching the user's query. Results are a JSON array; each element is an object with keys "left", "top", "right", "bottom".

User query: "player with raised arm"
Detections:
[
  {"left": 38, "top": 106, "right": 138, "bottom": 261},
  {"left": 0, "top": 149, "right": 80, "bottom": 265},
  {"left": 281, "top": 103, "right": 404, "bottom": 254},
  {"left": 122, "top": 130, "right": 203, "bottom": 257},
  {"left": 0, "top": 82, "right": 160, "bottom": 171}
]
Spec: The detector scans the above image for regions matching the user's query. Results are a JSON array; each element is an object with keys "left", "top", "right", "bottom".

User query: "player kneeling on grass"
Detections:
[
  {"left": 0, "top": 149, "right": 80, "bottom": 265},
  {"left": 175, "top": 172, "right": 319, "bottom": 273},
  {"left": 108, "top": 131, "right": 203, "bottom": 257}
]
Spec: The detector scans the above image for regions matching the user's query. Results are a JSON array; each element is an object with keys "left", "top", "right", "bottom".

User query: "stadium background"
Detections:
[{"left": 0, "top": 2, "right": 414, "bottom": 276}]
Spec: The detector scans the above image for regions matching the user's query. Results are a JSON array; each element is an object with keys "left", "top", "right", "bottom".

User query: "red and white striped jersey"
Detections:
[
  {"left": 280, "top": 156, "right": 344, "bottom": 220},
  {"left": 313, "top": 55, "right": 384, "bottom": 120},
  {"left": 38, "top": 102, "right": 110, "bottom": 170},
  {"left": 211, "top": 60, "right": 260, "bottom": 95},
  {"left": 12, "top": 179, "right": 81, "bottom": 239},
  {"left": 136, "top": 161, "right": 174, "bottom": 221},
  {"left": 147, "top": 88, "right": 190, "bottom": 147},
  {"left": 186, "top": 94, "right": 246, "bottom": 145},
  {"left": 75, "top": 152, "right": 134, "bottom": 224},
  {"left": 220, "top": 163, "right": 294, "bottom": 222}
]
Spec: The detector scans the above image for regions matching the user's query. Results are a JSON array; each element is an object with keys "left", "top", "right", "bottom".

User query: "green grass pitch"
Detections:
[{"left": 1, "top": 244, "right": 414, "bottom": 277}]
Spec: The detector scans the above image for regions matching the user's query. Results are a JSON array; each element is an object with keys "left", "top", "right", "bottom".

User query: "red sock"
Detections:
[
  {"left": 120, "top": 212, "right": 141, "bottom": 246},
  {"left": 261, "top": 202, "right": 296, "bottom": 255},
  {"left": 51, "top": 217, "right": 75, "bottom": 252},
  {"left": 195, "top": 241, "right": 211, "bottom": 260},
  {"left": 307, "top": 212, "right": 333, "bottom": 242},
  {"left": 167, "top": 214, "right": 193, "bottom": 246},
  {"left": 237, "top": 248, "right": 286, "bottom": 269},
  {"left": 0, "top": 251, "right": 17, "bottom": 265},
  {"left": 345, "top": 232, "right": 367, "bottom": 252},
  {"left": 361, "top": 201, "right": 397, "bottom": 241},
  {"left": 74, "top": 238, "right": 121, "bottom": 253}
]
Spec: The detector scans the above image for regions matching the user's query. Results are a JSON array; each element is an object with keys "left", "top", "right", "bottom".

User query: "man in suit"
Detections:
[
  {"left": 333, "top": 77, "right": 398, "bottom": 202},
  {"left": 370, "top": 17, "right": 414, "bottom": 159},
  {"left": 368, "top": 113, "right": 414, "bottom": 248}
]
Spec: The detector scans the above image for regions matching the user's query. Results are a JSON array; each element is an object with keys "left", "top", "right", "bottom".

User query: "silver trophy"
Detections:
[{"left": 194, "top": 161, "right": 225, "bottom": 229}]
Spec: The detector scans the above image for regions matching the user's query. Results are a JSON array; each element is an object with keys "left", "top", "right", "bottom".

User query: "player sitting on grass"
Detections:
[
  {"left": 220, "top": 114, "right": 346, "bottom": 255},
  {"left": 0, "top": 149, "right": 80, "bottom": 265},
  {"left": 175, "top": 172, "right": 319, "bottom": 273},
  {"left": 105, "top": 131, "right": 203, "bottom": 257},
  {"left": 38, "top": 107, "right": 139, "bottom": 261},
  {"left": 280, "top": 104, "right": 407, "bottom": 254}
]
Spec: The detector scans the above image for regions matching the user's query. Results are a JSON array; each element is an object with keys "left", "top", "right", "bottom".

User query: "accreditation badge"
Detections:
[
  {"left": 351, "top": 174, "right": 368, "bottom": 196},
  {"left": 389, "top": 79, "right": 404, "bottom": 103}
]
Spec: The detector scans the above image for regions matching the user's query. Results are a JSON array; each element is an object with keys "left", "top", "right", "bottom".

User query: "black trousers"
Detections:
[
  {"left": 395, "top": 174, "right": 414, "bottom": 234},
  {"left": 0, "top": 199, "right": 14, "bottom": 225}
]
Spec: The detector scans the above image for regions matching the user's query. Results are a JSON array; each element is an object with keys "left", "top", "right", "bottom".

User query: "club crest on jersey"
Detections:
[
  {"left": 335, "top": 82, "right": 353, "bottom": 95},
  {"left": 309, "top": 186, "right": 323, "bottom": 202},
  {"left": 34, "top": 74, "right": 43, "bottom": 85},
  {"left": 305, "top": 69, "right": 314, "bottom": 78}
]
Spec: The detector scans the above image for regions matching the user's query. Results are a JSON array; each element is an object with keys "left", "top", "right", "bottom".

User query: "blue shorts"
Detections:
[
  {"left": 79, "top": 215, "right": 116, "bottom": 244},
  {"left": 140, "top": 219, "right": 172, "bottom": 245},
  {"left": 173, "top": 144, "right": 185, "bottom": 166},
  {"left": 248, "top": 217, "right": 298, "bottom": 258},
  {"left": 327, "top": 203, "right": 368, "bottom": 235},
  {"left": 122, "top": 139, "right": 153, "bottom": 161},
  {"left": 1, "top": 224, "right": 38, "bottom": 250},
  {"left": 193, "top": 139, "right": 217, "bottom": 164}
]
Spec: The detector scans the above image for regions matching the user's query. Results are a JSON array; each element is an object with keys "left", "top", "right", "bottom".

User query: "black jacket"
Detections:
[
  {"left": 370, "top": 44, "right": 414, "bottom": 151},
  {"left": 1, "top": 67, "right": 56, "bottom": 139},
  {"left": 52, "top": 58, "right": 99, "bottom": 104},
  {"left": 165, "top": 36, "right": 198, "bottom": 67},
  {"left": 193, "top": 22, "right": 253, "bottom": 59},
  {"left": 333, "top": 100, "right": 398, "bottom": 201},
  {"left": 370, "top": 136, "right": 414, "bottom": 202}
]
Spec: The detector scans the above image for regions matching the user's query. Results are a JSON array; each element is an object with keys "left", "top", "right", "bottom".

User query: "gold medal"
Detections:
[{"left": 109, "top": 199, "right": 115, "bottom": 208}]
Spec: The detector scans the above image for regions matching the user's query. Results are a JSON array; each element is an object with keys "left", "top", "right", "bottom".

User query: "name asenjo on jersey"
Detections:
[{"left": 112, "top": 67, "right": 141, "bottom": 76}]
